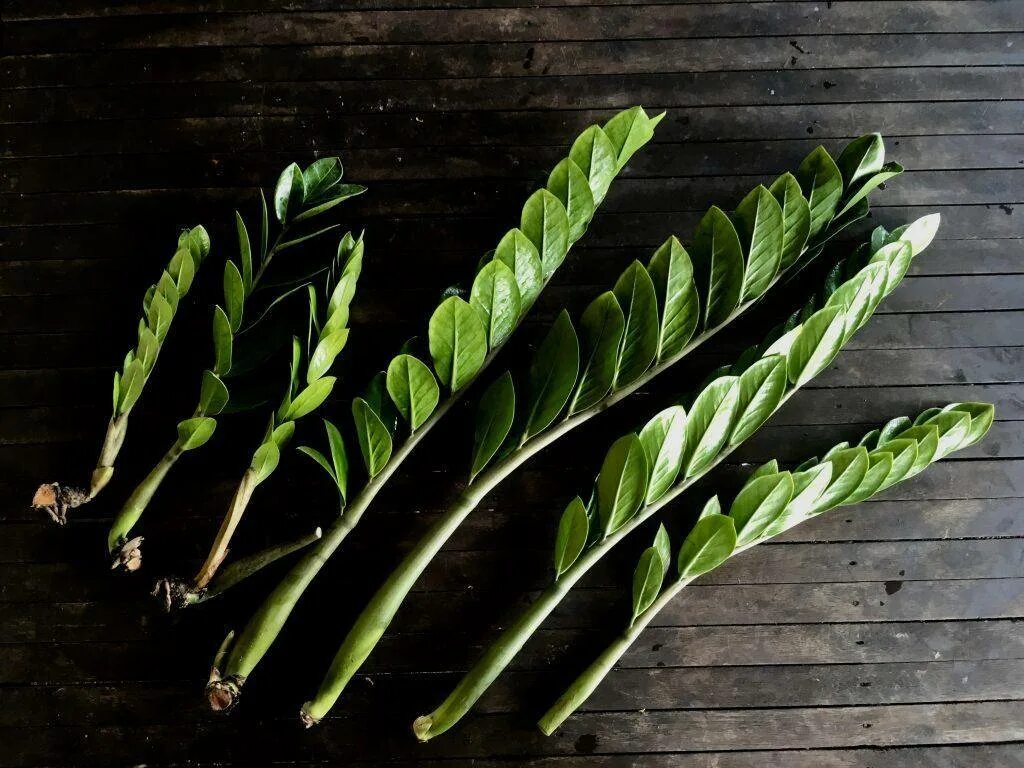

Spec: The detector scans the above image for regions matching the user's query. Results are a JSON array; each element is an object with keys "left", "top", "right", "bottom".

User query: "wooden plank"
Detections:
[
  {"left": 4, "top": 537, "right": 1023, "bottom": 603},
  {"left": 3, "top": 618, "right": 1019, "bottom": 684},
  {"left": 555, "top": 659, "right": 1024, "bottom": 712},
  {"left": 0, "top": 239, "right": 1017, "bottom": 344},
  {"left": 1, "top": 344, "right": 1018, "bottom": 411},
  {"left": 1, "top": 167, "right": 1017, "bottom": 215},
  {"left": 5, "top": 68, "right": 1022, "bottom": 124},
  {"left": 5, "top": 3, "right": 1021, "bottom": 52},
  {"left": 0, "top": 169, "right": 1018, "bottom": 222},
  {"left": 6, "top": 34, "right": 1024, "bottom": 90},
  {"left": 1, "top": 204, "right": 1018, "bottom": 253},
  {"left": 2, "top": 658, "right": 1023, "bottom": 728},
  {"left": 472, "top": 703, "right": 1024, "bottom": 755},
  {"left": 2, "top": 0, "right": 743, "bottom": 21},
  {"left": 2, "top": 391, "right": 1019, "bottom": 451},
  {"left": 5, "top": 102, "right": 1023, "bottom": 159},
  {"left": 5, "top": 135, "right": 1023, "bottom": 193},
  {"left": 0, "top": 702, "right": 1020, "bottom": 763},
  {"left": 7, "top": 491, "right": 1022, "bottom": 562},
  {"left": 4, "top": 0, "right": 1012, "bottom": 19}
]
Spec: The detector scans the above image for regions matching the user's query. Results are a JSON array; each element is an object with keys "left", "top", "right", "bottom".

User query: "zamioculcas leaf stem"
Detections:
[
  {"left": 205, "top": 107, "right": 663, "bottom": 713},
  {"left": 153, "top": 232, "right": 365, "bottom": 611},
  {"left": 32, "top": 226, "right": 211, "bottom": 525},
  {"left": 107, "top": 159, "right": 363, "bottom": 572},
  {"left": 538, "top": 401, "right": 994, "bottom": 734},
  {"left": 301, "top": 136, "right": 906, "bottom": 727},
  {"left": 409, "top": 213, "right": 939, "bottom": 741}
]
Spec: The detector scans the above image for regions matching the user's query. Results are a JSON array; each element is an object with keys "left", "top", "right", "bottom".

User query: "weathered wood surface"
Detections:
[{"left": 1, "top": 0, "right": 1022, "bottom": 765}]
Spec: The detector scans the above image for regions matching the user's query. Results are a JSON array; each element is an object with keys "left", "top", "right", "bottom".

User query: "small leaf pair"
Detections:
[{"left": 274, "top": 157, "right": 367, "bottom": 225}]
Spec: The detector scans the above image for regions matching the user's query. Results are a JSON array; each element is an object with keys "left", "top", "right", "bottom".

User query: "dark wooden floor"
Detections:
[{"left": 2, "top": 1, "right": 1023, "bottom": 766}]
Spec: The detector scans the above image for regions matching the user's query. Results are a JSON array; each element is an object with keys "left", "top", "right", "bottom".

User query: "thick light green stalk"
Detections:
[
  {"left": 303, "top": 309, "right": 784, "bottom": 725},
  {"left": 411, "top": 212, "right": 938, "bottom": 740},
  {"left": 302, "top": 136, "right": 905, "bottom": 726},
  {"left": 107, "top": 440, "right": 184, "bottom": 569},
  {"left": 207, "top": 107, "right": 664, "bottom": 711},
  {"left": 538, "top": 573, "right": 692, "bottom": 735},
  {"left": 409, "top": 412, "right": 752, "bottom": 739},
  {"left": 206, "top": 395, "right": 460, "bottom": 710}
]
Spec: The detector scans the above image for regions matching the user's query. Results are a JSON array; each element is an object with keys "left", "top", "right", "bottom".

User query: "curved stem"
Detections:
[
  {"left": 537, "top": 577, "right": 687, "bottom": 735},
  {"left": 107, "top": 438, "right": 184, "bottom": 554},
  {"left": 199, "top": 525, "right": 323, "bottom": 603},
  {"left": 192, "top": 469, "right": 257, "bottom": 590},
  {"left": 90, "top": 413, "right": 129, "bottom": 498},
  {"left": 302, "top": 482, "right": 491, "bottom": 724},
  {"left": 211, "top": 300, "right": 529, "bottom": 691},
  {"left": 413, "top": 393, "right": 794, "bottom": 740},
  {"left": 216, "top": 508, "right": 353, "bottom": 689},
  {"left": 302, "top": 302, "right": 782, "bottom": 725}
]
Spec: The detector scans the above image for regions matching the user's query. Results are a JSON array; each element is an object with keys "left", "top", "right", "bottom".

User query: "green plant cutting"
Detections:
[
  {"left": 152, "top": 218, "right": 365, "bottom": 610},
  {"left": 297, "top": 135, "right": 905, "bottom": 726},
  {"left": 204, "top": 106, "right": 664, "bottom": 712},
  {"left": 408, "top": 212, "right": 940, "bottom": 739},
  {"left": 108, "top": 158, "right": 364, "bottom": 572},
  {"left": 538, "top": 401, "right": 994, "bottom": 734},
  {"left": 32, "top": 226, "right": 211, "bottom": 524}
]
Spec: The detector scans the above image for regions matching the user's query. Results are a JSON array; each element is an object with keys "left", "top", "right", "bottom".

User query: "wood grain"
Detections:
[{"left": 1, "top": 1, "right": 1022, "bottom": 765}]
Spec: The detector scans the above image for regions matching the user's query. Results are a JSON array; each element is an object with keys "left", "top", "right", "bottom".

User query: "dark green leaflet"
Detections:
[
  {"left": 647, "top": 237, "right": 699, "bottom": 361},
  {"left": 470, "top": 372, "right": 516, "bottom": 482},
  {"left": 691, "top": 206, "right": 745, "bottom": 328},
  {"left": 612, "top": 262, "right": 660, "bottom": 388},
  {"left": 796, "top": 147, "right": 844, "bottom": 240},
  {"left": 733, "top": 185, "right": 784, "bottom": 302},
  {"left": 597, "top": 434, "right": 650, "bottom": 536},
  {"left": 553, "top": 497, "right": 589, "bottom": 579},
  {"left": 520, "top": 311, "right": 580, "bottom": 442},
  {"left": 568, "top": 291, "right": 625, "bottom": 414}
]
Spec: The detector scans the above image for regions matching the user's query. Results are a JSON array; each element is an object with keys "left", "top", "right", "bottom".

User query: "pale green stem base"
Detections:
[
  {"left": 192, "top": 469, "right": 258, "bottom": 590},
  {"left": 107, "top": 439, "right": 183, "bottom": 555},
  {"left": 537, "top": 576, "right": 693, "bottom": 735},
  {"left": 91, "top": 413, "right": 129, "bottom": 498},
  {"left": 301, "top": 481, "right": 491, "bottom": 724},
  {"left": 212, "top": 396, "right": 460, "bottom": 706}
]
